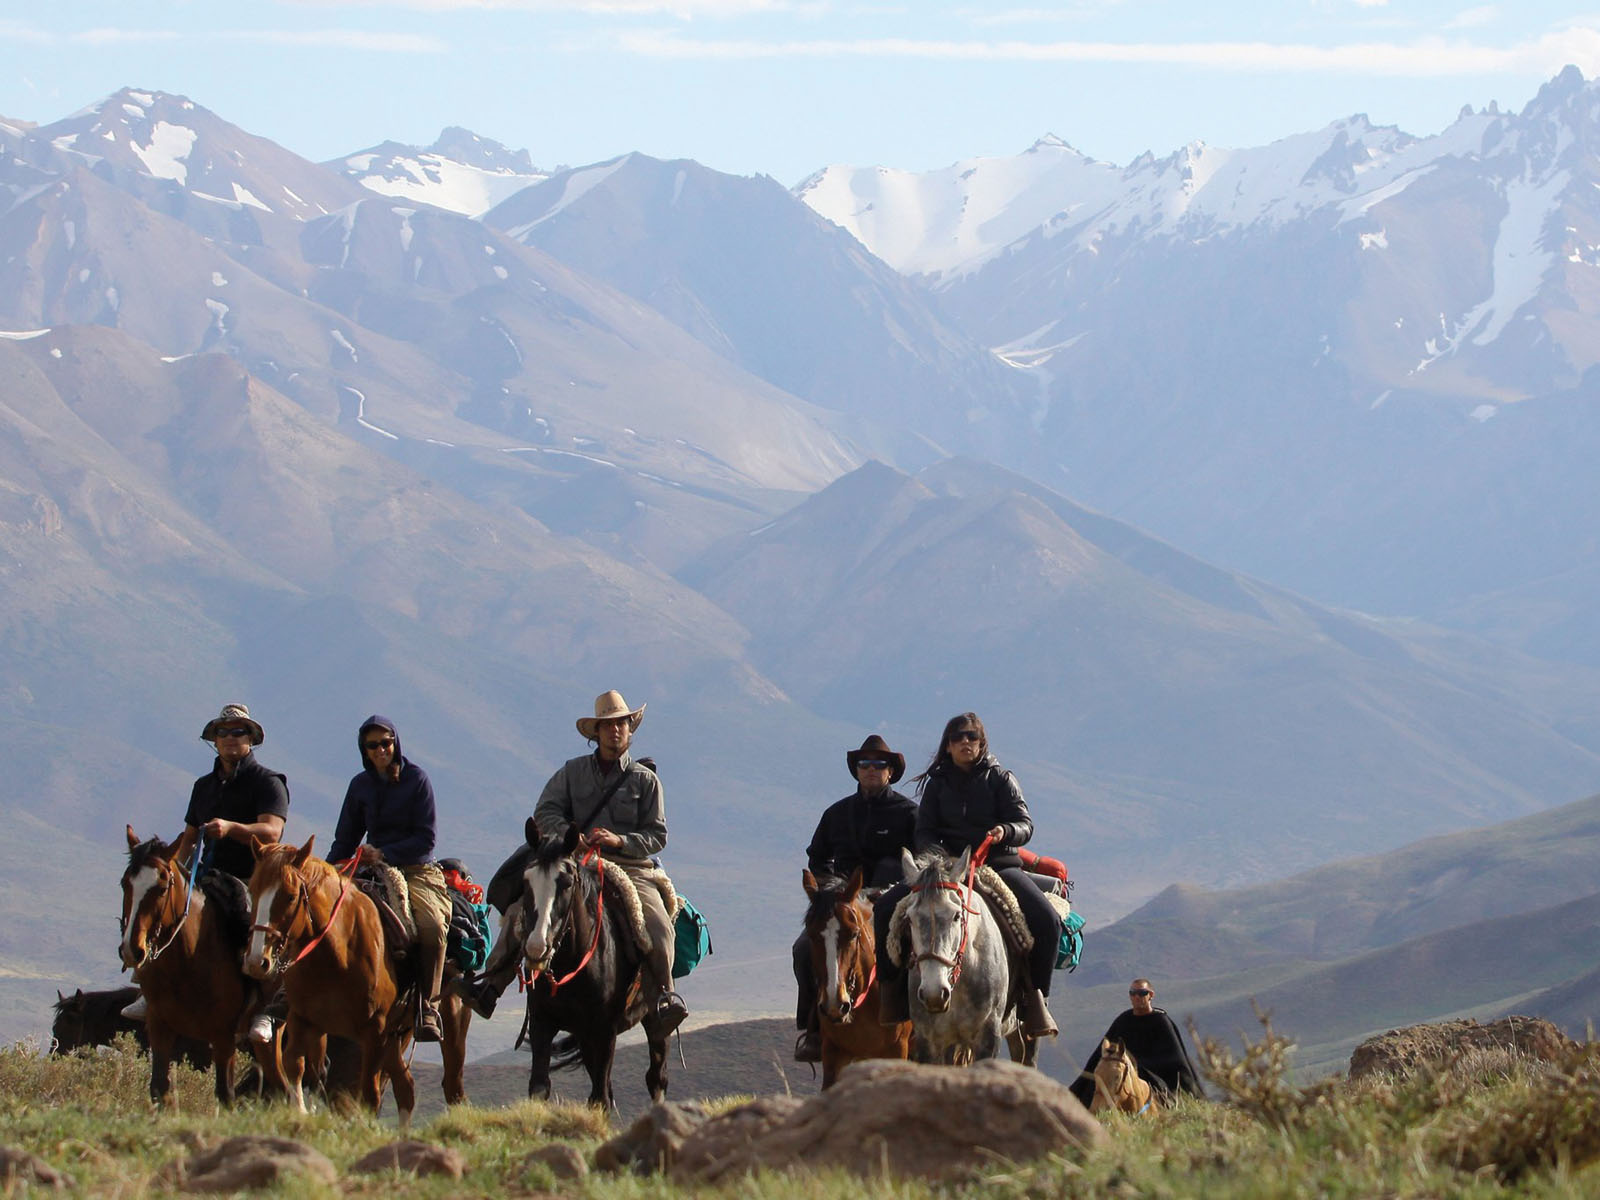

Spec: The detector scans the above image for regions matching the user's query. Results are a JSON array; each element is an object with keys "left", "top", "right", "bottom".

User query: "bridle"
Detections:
[
  {"left": 120, "top": 842, "right": 201, "bottom": 969},
  {"left": 248, "top": 853, "right": 358, "bottom": 978},
  {"left": 812, "top": 899, "right": 878, "bottom": 1014},
  {"left": 519, "top": 848, "right": 605, "bottom": 997},
  {"left": 905, "top": 834, "right": 992, "bottom": 986}
]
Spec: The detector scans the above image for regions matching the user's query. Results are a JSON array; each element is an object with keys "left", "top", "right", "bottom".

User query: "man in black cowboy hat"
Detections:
[
  {"left": 792, "top": 734, "right": 917, "bottom": 1063},
  {"left": 122, "top": 703, "right": 289, "bottom": 1039}
]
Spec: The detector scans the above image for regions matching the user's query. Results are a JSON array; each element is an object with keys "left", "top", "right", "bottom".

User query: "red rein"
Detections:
[
  {"left": 524, "top": 849, "right": 606, "bottom": 996},
  {"left": 286, "top": 852, "right": 361, "bottom": 968},
  {"left": 908, "top": 833, "right": 994, "bottom": 985}
]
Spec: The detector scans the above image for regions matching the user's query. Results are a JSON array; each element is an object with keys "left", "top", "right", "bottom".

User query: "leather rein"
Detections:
[
  {"left": 520, "top": 848, "right": 606, "bottom": 997},
  {"left": 249, "top": 852, "right": 360, "bottom": 977}
]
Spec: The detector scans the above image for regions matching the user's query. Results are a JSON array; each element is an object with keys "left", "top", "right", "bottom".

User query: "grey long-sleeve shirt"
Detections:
[{"left": 532, "top": 750, "right": 666, "bottom": 863}]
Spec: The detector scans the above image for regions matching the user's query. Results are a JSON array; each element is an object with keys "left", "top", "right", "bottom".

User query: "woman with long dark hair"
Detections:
[{"left": 876, "top": 712, "right": 1060, "bottom": 1038}]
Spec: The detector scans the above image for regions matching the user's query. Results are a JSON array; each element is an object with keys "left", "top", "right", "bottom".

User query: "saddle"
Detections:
[
  {"left": 199, "top": 871, "right": 253, "bottom": 953},
  {"left": 353, "top": 864, "right": 417, "bottom": 968}
]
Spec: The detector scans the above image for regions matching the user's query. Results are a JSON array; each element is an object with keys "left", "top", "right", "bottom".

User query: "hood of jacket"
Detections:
[{"left": 357, "top": 714, "right": 403, "bottom": 774}]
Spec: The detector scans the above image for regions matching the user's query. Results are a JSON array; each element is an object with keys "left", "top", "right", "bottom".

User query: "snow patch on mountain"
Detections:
[
  {"left": 503, "top": 155, "right": 631, "bottom": 237},
  {"left": 333, "top": 128, "right": 546, "bottom": 218},
  {"left": 130, "top": 121, "right": 197, "bottom": 185}
]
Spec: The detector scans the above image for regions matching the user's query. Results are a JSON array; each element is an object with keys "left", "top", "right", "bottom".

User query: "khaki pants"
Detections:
[
  {"left": 401, "top": 863, "right": 452, "bottom": 1003},
  {"left": 621, "top": 865, "right": 675, "bottom": 994}
]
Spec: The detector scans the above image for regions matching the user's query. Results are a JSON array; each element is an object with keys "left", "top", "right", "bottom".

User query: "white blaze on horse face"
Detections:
[
  {"left": 121, "top": 864, "right": 161, "bottom": 962},
  {"left": 246, "top": 883, "right": 280, "bottom": 972},
  {"left": 523, "top": 864, "right": 559, "bottom": 962},
  {"left": 822, "top": 916, "right": 843, "bottom": 1013}
]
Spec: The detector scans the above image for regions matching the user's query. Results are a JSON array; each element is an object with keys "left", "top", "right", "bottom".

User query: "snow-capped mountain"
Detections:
[
  {"left": 484, "top": 152, "right": 1036, "bottom": 461},
  {"left": 800, "top": 67, "right": 1600, "bottom": 649},
  {"left": 331, "top": 126, "right": 546, "bottom": 218}
]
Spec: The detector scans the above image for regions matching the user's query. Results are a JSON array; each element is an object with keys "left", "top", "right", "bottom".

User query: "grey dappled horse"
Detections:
[{"left": 895, "top": 847, "right": 1028, "bottom": 1066}]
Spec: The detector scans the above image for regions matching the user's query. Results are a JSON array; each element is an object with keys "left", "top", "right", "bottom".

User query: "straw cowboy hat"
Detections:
[
  {"left": 577, "top": 690, "right": 646, "bottom": 740},
  {"left": 846, "top": 734, "right": 905, "bottom": 784},
  {"left": 199, "top": 702, "right": 265, "bottom": 746}
]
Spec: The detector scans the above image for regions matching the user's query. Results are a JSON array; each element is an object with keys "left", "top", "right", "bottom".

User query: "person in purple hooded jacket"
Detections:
[{"left": 329, "top": 715, "right": 452, "bottom": 1042}]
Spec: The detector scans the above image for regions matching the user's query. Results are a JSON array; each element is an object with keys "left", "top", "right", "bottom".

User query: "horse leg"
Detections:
[
  {"left": 526, "top": 1013, "right": 556, "bottom": 1100},
  {"left": 439, "top": 992, "right": 469, "bottom": 1105},
  {"left": 645, "top": 1024, "right": 669, "bottom": 1103},
  {"left": 146, "top": 1022, "right": 176, "bottom": 1108},
  {"left": 582, "top": 1030, "right": 617, "bottom": 1110},
  {"left": 382, "top": 1035, "right": 417, "bottom": 1130},
  {"left": 281, "top": 1016, "right": 314, "bottom": 1114},
  {"left": 211, "top": 1041, "right": 238, "bottom": 1107},
  {"left": 820, "top": 1036, "right": 844, "bottom": 1090}
]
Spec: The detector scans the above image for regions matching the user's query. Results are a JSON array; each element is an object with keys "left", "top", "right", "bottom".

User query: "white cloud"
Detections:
[
  {"left": 281, "top": 0, "right": 800, "bottom": 13},
  {"left": 614, "top": 26, "right": 1600, "bottom": 78},
  {"left": 1446, "top": 5, "right": 1498, "bottom": 30}
]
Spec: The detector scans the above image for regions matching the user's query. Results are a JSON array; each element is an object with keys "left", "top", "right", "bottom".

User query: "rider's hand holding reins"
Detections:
[{"left": 583, "top": 828, "right": 623, "bottom": 851}]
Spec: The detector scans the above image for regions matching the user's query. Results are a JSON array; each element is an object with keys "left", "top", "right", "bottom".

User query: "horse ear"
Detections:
[
  {"left": 900, "top": 848, "right": 917, "bottom": 882},
  {"left": 560, "top": 824, "right": 581, "bottom": 857},
  {"left": 1102, "top": 1037, "right": 1114, "bottom": 1054},
  {"left": 292, "top": 837, "right": 315, "bottom": 868},
  {"left": 56, "top": 989, "right": 65, "bottom": 1003},
  {"left": 802, "top": 869, "right": 818, "bottom": 899},
  {"left": 844, "top": 867, "right": 864, "bottom": 900},
  {"left": 953, "top": 846, "right": 972, "bottom": 879},
  {"left": 524, "top": 817, "right": 540, "bottom": 847},
  {"left": 125, "top": 824, "right": 139, "bottom": 850},
  {"left": 248, "top": 835, "right": 270, "bottom": 860}
]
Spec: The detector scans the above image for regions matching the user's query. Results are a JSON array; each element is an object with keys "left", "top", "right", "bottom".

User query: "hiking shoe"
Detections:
[
  {"left": 450, "top": 975, "right": 496, "bottom": 1020},
  {"left": 643, "top": 991, "right": 687, "bottom": 1039},
  {"left": 416, "top": 1004, "right": 443, "bottom": 1043},
  {"left": 247, "top": 1014, "right": 274, "bottom": 1045},
  {"left": 120, "top": 994, "right": 148, "bottom": 1022},
  {"left": 794, "top": 1030, "right": 822, "bottom": 1063}
]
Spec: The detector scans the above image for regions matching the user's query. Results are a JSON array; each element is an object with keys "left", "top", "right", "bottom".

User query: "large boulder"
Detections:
[
  {"left": 1349, "top": 1016, "right": 1577, "bottom": 1081},
  {"left": 594, "top": 1100, "right": 719, "bottom": 1175},
  {"left": 674, "top": 1058, "right": 1104, "bottom": 1182}
]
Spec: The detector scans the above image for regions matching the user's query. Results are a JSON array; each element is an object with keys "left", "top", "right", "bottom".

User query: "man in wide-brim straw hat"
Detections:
[
  {"left": 791, "top": 733, "right": 917, "bottom": 1062},
  {"left": 122, "top": 704, "right": 289, "bottom": 1035},
  {"left": 457, "top": 690, "right": 687, "bottom": 1037}
]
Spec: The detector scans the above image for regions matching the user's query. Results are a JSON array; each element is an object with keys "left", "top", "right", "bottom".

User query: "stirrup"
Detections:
[
  {"left": 644, "top": 989, "right": 687, "bottom": 1037},
  {"left": 793, "top": 1030, "right": 822, "bottom": 1063}
]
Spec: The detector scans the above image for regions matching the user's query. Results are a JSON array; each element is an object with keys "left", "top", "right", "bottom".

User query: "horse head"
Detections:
[
  {"left": 802, "top": 868, "right": 871, "bottom": 1024},
  {"left": 1092, "top": 1038, "right": 1147, "bottom": 1114},
  {"left": 519, "top": 824, "right": 583, "bottom": 969},
  {"left": 120, "top": 826, "right": 187, "bottom": 971},
  {"left": 243, "top": 837, "right": 319, "bottom": 980},
  {"left": 902, "top": 849, "right": 977, "bottom": 1015}
]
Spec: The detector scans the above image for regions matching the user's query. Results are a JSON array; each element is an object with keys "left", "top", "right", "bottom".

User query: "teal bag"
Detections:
[
  {"left": 672, "top": 896, "right": 712, "bottom": 979},
  {"left": 447, "top": 896, "right": 494, "bottom": 973},
  {"left": 1056, "top": 909, "right": 1086, "bottom": 972}
]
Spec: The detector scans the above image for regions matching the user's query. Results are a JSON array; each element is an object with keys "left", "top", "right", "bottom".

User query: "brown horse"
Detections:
[
  {"left": 118, "top": 826, "right": 281, "bottom": 1106},
  {"left": 243, "top": 837, "right": 470, "bottom": 1121},
  {"left": 1088, "top": 1038, "right": 1154, "bottom": 1116},
  {"left": 802, "top": 868, "right": 912, "bottom": 1088}
]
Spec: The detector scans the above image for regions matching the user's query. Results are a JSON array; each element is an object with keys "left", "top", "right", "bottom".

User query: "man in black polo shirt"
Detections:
[{"left": 122, "top": 703, "right": 289, "bottom": 1039}]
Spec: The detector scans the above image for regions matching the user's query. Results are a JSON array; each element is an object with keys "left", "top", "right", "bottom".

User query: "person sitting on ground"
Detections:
[
  {"left": 329, "top": 715, "right": 452, "bottom": 1043},
  {"left": 456, "top": 690, "right": 688, "bottom": 1039},
  {"left": 792, "top": 734, "right": 918, "bottom": 1063},
  {"left": 1069, "top": 977, "right": 1204, "bottom": 1106},
  {"left": 873, "top": 712, "right": 1062, "bottom": 1039},
  {"left": 122, "top": 703, "right": 288, "bottom": 1043}
]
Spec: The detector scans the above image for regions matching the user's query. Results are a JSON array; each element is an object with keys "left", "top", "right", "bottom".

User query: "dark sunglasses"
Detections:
[
  {"left": 214, "top": 726, "right": 253, "bottom": 739},
  {"left": 363, "top": 738, "right": 396, "bottom": 751},
  {"left": 949, "top": 730, "right": 982, "bottom": 743},
  {"left": 1130, "top": 988, "right": 1152, "bottom": 997},
  {"left": 856, "top": 759, "right": 889, "bottom": 769}
]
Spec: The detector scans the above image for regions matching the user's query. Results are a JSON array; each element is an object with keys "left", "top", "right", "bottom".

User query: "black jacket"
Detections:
[
  {"left": 1070, "top": 1008, "right": 1205, "bottom": 1104},
  {"left": 805, "top": 786, "right": 917, "bottom": 887},
  {"left": 183, "top": 752, "right": 290, "bottom": 882},
  {"left": 330, "top": 715, "right": 438, "bottom": 867},
  {"left": 914, "top": 755, "right": 1032, "bottom": 870}
]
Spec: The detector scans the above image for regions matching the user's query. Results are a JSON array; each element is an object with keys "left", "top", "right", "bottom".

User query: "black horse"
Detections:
[
  {"left": 51, "top": 986, "right": 210, "bottom": 1069},
  {"left": 513, "top": 821, "right": 669, "bottom": 1108}
]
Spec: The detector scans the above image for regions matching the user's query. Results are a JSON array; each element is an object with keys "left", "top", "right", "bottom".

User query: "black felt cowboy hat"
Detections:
[{"left": 846, "top": 734, "right": 905, "bottom": 784}]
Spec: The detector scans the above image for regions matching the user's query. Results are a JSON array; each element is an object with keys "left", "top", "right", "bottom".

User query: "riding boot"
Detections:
[
  {"left": 415, "top": 936, "right": 446, "bottom": 1043},
  {"left": 794, "top": 1008, "right": 822, "bottom": 1063},
  {"left": 120, "top": 992, "right": 148, "bottom": 1021},
  {"left": 1021, "top": 988, "right": 1058, "bottom": 1039},
  {"left": 642, "top": 987, "right": 688, "bottom": 1039}
]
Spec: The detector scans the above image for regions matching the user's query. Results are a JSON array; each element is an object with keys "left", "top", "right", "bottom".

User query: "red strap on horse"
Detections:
[
  {"left": 850, "top": 960, "right": 877, "bottom": 1011},
  {"left": 530, "top": 849, "right": 606, "bottom": 996},
  {"left": 443, "top": 867, "right": 484, "bottom": 904},
  {"left": 289, "top": 851, "right": 361, "bottom": 967}
]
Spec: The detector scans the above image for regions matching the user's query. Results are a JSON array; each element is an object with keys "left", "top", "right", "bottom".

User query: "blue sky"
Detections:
[{"left": 3, "top": 3, "right": 1598, "bottom": 184}]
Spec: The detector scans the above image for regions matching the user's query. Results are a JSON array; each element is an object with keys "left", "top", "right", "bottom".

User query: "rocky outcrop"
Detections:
[
  {"left": 1349, "top": 1015, "right": 1578, "bottom": 1081},
  {"left": 597, "top": 1058, "right": 1104, "bottom": 1182}
]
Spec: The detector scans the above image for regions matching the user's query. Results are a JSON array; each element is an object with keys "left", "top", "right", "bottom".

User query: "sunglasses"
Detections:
[
  {"left": 214, "top": 726, "right": 253, "bottom": 739},
  {"left": 1130, "top": 989, "right": 1152, "bottom": 997},
  {"left": 949, "top": 730, "right": 982, "bottom": 743},
  {"left": 364, "top": 738, "right": 396, "bottom": 751},
  {"left": 856, "top": 759, "right": 889, "bottom": 769}
]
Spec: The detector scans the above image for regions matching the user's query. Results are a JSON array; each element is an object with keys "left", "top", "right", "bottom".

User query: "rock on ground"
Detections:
[
  {"left": 174, "top": 1135, "right": 337, "bottom": 1192},
  {"left": 348, "top": 1140, "right": 466, "bottom": 1178},
  {"left": 0, "top": 1146, "right": 68, "bottom": 1189},
  {"left": 600, "top": 1059, "right": 1104, "bottom": 1182},
  {"left": 1349, "top": 1015, "right": 1578, "bottom": 1081},
  {"left": 521, "top": 1142, "right": 589, "bottom": 1180}
]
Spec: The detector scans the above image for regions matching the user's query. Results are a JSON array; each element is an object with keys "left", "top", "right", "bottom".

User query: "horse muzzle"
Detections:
[{"left": 918, "top": 980, "right": 953, "bottom": 1013}]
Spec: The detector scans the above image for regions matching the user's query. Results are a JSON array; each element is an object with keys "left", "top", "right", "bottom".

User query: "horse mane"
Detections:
[
  {"left": 909, "top": 849, "right": 960, "bottom": 890},
  {"left": 803, "top": 875, "right": 853, "bottom": 929},
  {"left": 125, "top": 836, "right": 170, "bottom": 874}
]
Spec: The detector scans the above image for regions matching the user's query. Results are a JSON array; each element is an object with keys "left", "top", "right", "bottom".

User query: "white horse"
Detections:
[{"left": 891, "top": 847, "right": 1027, "bottom": 1066}]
